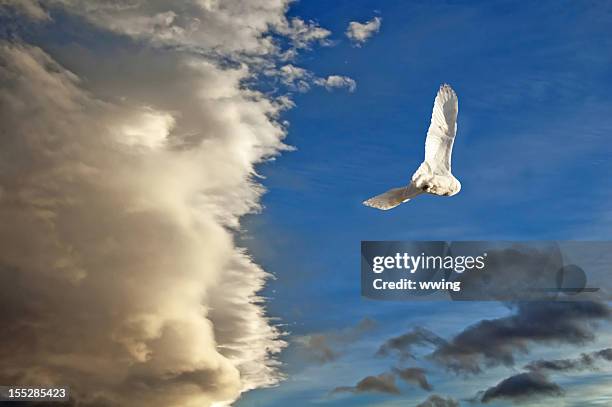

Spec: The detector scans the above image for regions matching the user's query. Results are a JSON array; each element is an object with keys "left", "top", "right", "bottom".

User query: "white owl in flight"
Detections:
[{"left": 363, "top": 84, "right": 461, "bottom": 210}]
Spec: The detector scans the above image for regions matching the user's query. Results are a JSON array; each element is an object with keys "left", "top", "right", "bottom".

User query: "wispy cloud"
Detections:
[
  {"left": 377, "top": 327, "right": 445, "bottom": 360},
  {"left": 392, "top": 366, "right": 433, "bottom": 391},
  {"left": 296, "top": 318, "right": 376, "bottom": 363},
  {"left": 332, "top": 372, "right": 400, "bottom": 395},
  {"left": 277, "top": 64, "right": 356, "bottom": 93},
  {"left": 525, "top": 348, "right": 612, "bottom": 373},
  {"left": 416, "top": 394, "right": 460, "bottom": 407}
]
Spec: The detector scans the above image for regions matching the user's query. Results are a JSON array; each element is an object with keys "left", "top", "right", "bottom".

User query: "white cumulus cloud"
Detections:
[
  {"left": 315, "top": 75, "right": 357, "bottom": 92},
  {"left": 278, "top": 66, "right": 356, "bottom": 93},
  {"left": 346, "top": 16, "right": 382, "bottom": 46}
]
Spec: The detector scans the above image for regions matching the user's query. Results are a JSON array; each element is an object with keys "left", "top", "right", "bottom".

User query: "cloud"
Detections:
[
  {"left": 480, "top": 372, "right": 564, "bottom": 404},
  {"left": 0, "top": 1, "right": 346, "bottom": 405},
  {"left": 332, "top": 373, "right": 400, "bottom": 395},
  {"left": 416, "top": 394, "right": 460, "bottom": 407},
  {"left": 445, "top": 243, "right": 567, "bottom": 301},
  {"left": 278, "top": 64, "right": 312, "bottom": 92},
  {"left": 392, "top": 367, "right": 433, "bottom": 391},
  {"left": 297, "top": 318, "right": 375, "bottom": 364},
  {"left": 431, "top": 301, "right": 611, "bottom": 374},
  {"left": 281, "top": 17, "right": 332, "bottom": 49},
  {"left": 27, "top": 0, "right": 330, "bottom": 57},
  {"left": 346, "top": 16, "right": 382, "bottom": 46},
  {"left": 0, "top": 0, "right": 48, "bottom": 20},
  {"left": 0, "top": 38, "right": 277, "bottom": 407},
  {"left": 314, "top": 75, "right": 357, "bottom": 92},
  {"left": 299, "top": 334, "right": 338, "bottom": 363},
  {"left": 525, "top": 347, "right": 612, "bottom": 373},
  {"left": 330, "top": 357, "right": 432, "bottom": 397},
  {"left": 377, "top": 327, "right": 445, "bottom": 360},
  {"left": 277, "top": 65, "right": 356, "bottom": 93}
]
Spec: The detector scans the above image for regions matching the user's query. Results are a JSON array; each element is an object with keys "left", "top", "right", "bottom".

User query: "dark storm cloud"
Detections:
[
  {"left": 594, "top": 348, "right": 612, "bottom": 360},
  {"left": 416, "top": 394, "right": 460, "bottom": 407},
  {"left": 392, "top": 367, "right": 433, "bottom": 391},
  {"left": 332, "top": 373, "right": 400, "bottom": 395},
  {"left": 431, "top": 301, "right": 610, "bottom": 373},
  {"left": 377, "top": 327, "right": 445, "bottom": 360},
  {"left": 480, "top": 372, "right": 564, "bottom": 404},
  {"left": 525, "top": 347, "right": 612, "bottom": 372}
]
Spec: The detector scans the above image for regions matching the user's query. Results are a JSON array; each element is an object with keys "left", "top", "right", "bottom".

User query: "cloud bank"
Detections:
[{"left": 0, "top": 1, "right": 348, "bottom": 406}]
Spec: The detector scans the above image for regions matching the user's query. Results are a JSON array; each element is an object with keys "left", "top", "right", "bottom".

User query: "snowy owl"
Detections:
[{"left": 363, "top": 84, "right": 461, "bottom": 210}]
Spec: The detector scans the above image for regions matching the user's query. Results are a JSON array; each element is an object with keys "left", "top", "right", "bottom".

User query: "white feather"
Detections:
[
  {"left": 362, "top": 183, "right": 422, "bottom": 210},
  {"left": 424, "top": 84, "right": 458, "bottom": 173}
]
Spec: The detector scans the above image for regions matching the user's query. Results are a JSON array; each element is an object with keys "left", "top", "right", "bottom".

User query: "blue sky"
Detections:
[{"left": 238, "top": 1, "right": 612, "bottom": 405}]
